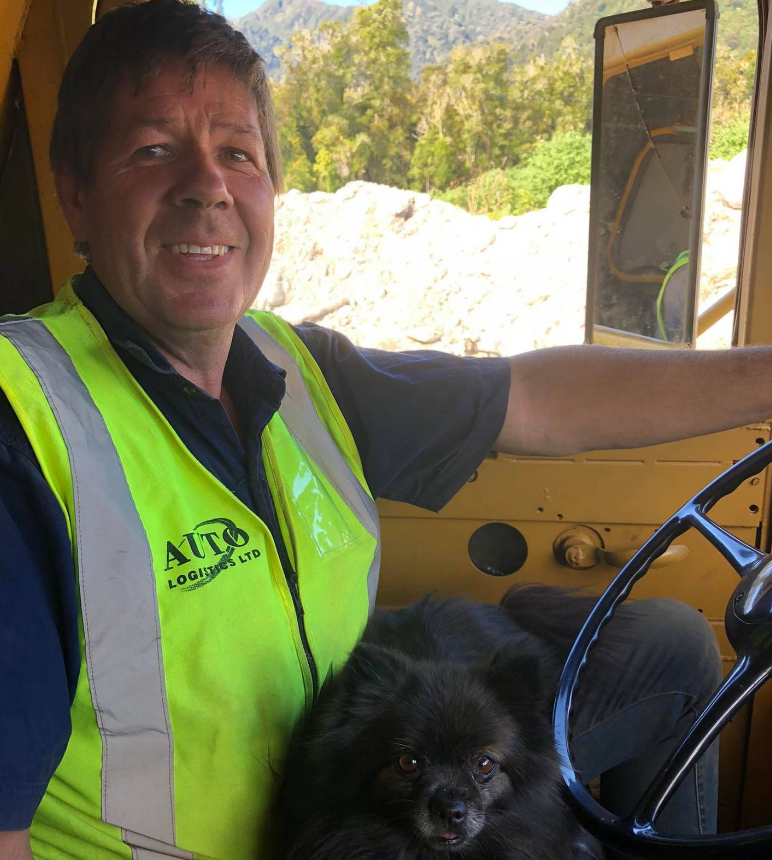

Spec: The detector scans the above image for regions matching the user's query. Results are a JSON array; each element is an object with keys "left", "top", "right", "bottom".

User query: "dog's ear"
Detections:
[
  {"left": 478, "top": 643, "right": 549, "bottom": 713},
  {"left": 340, "top": 642, "right": 408, "bottom": 693}
]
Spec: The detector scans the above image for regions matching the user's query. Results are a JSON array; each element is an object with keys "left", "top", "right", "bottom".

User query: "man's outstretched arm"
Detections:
[
  {"left": 495, "top": 345, "right": 772, "bottom": 456},
  {"left": 0, "top": 830, "right": 33, "bottom": 860}
]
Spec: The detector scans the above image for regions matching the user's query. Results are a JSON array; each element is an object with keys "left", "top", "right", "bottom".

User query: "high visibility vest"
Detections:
[{"left": 0, "top": 279, "right": 380, "bottom": 860}]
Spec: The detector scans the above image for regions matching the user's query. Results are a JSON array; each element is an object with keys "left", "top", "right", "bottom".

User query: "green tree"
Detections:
[
  {"left": 409, "top": 40, "right": 592, "bottom": 193},
  {"left": 438, "top": 130, "right": 592, "bottom": 218},
  {"left": 344, "top": 0, "right": 415, "bottom": 184},
  {"left": 272, "top": 0, "right": 414, "bottom": 192},
  {"left": 443, "top": 43, "right": 512, "bottom": 177},
  {"left": 408, "top": 128, "right": 457, "bottom": 191},
  {"left": 713, "top": 46, "right": 756, "bottom": 124},
  {"left": 278, "top": 116, "right": 315, "bottom": 192}
]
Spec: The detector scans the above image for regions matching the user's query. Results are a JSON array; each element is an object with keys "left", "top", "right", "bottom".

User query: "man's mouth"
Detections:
[{"left": 166, "top": 243, "right": 233, "bottom": 257}]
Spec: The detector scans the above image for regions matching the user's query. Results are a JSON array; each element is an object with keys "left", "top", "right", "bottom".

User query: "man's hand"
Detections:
[
  {"left": 495, "top": 344, "right": 772, "bottom": 456},
  {"left": 0, "top": 830, "right": 33, "bottom": 860}
]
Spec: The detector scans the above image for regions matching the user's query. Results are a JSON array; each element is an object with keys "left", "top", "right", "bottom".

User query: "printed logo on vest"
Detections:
[{"left": 164, "top": 517, "right": 261, "bottom": 592}]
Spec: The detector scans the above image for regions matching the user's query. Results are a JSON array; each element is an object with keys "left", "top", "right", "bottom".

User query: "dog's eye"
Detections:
[
  {"left": 473, "top": 756, "right": 496, "bottom": 776},
  {"left": 397, "top": 754, "right": 420, "bottom": 773}
]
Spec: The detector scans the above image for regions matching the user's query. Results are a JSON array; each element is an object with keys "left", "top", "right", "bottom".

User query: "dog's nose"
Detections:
[{"left": 429, "top": 796, "right": 467, "bottom": 828}]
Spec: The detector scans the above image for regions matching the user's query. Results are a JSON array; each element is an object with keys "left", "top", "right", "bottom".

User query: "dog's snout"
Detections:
[{"left": 429, "top": 795, "right": 468, "bottom": 828}]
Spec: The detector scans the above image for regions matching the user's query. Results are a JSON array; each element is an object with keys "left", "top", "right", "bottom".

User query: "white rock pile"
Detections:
[{"left": 258, "top": 150, "right": 747, "bottom": 354}]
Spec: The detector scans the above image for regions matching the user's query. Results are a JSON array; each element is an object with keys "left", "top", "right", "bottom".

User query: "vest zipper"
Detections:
[{"left": 285, "top": 566, "right": 319, "bottom": 699}]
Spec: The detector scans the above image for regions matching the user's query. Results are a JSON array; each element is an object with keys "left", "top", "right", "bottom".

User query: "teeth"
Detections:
[{"left": 169, "top": 244, "right": 230, "bottom": 256}]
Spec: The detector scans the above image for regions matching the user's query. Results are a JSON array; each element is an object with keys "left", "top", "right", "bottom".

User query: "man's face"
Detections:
[{"left": 62, "top": 61, "right": 274, "bottom": 338}]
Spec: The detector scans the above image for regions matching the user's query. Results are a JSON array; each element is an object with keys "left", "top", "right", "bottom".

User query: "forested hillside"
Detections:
[
  {"left": 236, "top": 0, "right": 544, "bottom": 77},
  {"left": 266, "top": 0, "right": 755, "bottom": 217},
  {"left": 235, "top": 0, "right": 757, "bottom": 76},
  {"left": 234, "top": 0, "right": 354, "bottom": 76}
]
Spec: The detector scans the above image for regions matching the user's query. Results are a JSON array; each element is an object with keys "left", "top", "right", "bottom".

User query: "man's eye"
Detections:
[
  {"left": 136, "top": 144, "right": 169, "bottom": 159},
  {"left": 225, "top": 149, "right": 251, "bottom": 163}
]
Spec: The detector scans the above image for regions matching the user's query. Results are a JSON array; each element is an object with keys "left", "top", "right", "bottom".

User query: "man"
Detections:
[{"left": 0, "top": 2, "right": 767, "bottom": 858}]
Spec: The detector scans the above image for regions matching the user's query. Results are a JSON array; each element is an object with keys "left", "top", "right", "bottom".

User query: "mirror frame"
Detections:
[{"left": 585, "top": 0, "right": 718, "bottom": 349}]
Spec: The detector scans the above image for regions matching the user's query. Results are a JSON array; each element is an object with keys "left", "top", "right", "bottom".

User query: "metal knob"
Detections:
[{"left": 554, "top": 525, "right": 689, "bottom": 570}]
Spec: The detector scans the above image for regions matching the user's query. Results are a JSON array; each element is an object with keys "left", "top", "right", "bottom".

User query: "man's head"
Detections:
[{"left": 51, "top": 0, "right": 282, "bottom": 340}]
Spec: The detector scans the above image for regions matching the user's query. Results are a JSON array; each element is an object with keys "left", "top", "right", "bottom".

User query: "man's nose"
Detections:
[{"left": 171, "top": 150, "right": 233, "bottom": 210}]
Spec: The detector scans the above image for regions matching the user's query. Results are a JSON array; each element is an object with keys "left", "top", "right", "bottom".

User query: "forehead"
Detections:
[{"left": 113, "top": 59, "right": 259, "bottom": 128}]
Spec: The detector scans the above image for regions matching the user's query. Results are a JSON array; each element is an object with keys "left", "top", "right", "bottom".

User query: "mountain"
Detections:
[
  {"left": 234, "top": 0, "right": 544, "bottom": 78},
  {"left": 234, "top": 0, "right": 759, "bottom": 80},
  {"left": 532, "top": 0, "right": 758, "bottom": 58},
  {"left": 234, "top": 0, "right": 353, "bottom": 77}
]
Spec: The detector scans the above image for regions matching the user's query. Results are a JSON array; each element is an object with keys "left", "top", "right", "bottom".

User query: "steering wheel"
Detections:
[{"left": 554, "top": 438, "right": 772, "bottom": 858}]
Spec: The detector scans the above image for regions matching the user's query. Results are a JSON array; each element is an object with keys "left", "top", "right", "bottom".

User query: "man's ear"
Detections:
[{"left": 54, "top": 172, "right": 89, "bottom": 242}]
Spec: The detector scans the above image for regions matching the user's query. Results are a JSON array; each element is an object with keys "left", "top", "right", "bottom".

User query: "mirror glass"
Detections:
[{"left": 587, "top": 1, "right": 716, "bottom": 346}]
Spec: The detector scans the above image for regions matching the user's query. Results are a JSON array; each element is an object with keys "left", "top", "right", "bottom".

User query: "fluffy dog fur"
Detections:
[{"left": 278, "top": 585, "right": 605, "bottom": 860}]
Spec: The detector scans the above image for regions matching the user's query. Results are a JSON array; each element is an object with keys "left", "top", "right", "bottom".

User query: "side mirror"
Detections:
[{"left": 585, "top": 0, "right": 717, "bottom": 347}]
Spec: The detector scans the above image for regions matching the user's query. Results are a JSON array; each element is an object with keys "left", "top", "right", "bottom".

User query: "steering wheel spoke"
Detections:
[
  {"left": 630, "top": 654, "right": 772, "bottom": 831},
  {"left": 686, "top": 510, "right": 765, "bottom": 576}
]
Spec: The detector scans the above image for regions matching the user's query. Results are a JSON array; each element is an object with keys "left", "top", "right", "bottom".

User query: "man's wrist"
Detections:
[{"left": 0, "top": 829, "right": 34, "bottom": 860}]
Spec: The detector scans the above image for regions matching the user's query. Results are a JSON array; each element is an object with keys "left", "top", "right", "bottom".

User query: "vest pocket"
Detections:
[{"left": 268, "top": 430, "right": 364, "bottom": 559}]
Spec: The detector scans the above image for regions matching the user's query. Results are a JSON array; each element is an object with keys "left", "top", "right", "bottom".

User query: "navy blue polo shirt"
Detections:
[{"left": 0, "top": 267, "right": 510, "bottom": 830}]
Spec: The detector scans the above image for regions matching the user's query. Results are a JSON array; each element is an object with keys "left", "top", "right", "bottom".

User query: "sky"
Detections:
[{"left": 223, "top": 0, "right": 572, "bottom": 21}]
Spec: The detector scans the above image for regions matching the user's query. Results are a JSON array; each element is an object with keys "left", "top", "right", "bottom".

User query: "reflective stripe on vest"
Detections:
[
  {"left": 238, "top": 316, "right": 380, "bottom": 611},
  {"left": 0, "top": 293, "right": 379, "bottom": 859},
  {"left": 0, "top": 316, "right": 181, "bottom": 852}
]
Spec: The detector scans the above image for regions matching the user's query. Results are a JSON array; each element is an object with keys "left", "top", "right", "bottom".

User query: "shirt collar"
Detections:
[{"left": 73, "top": 266, "right": 287, "bottom": 406}]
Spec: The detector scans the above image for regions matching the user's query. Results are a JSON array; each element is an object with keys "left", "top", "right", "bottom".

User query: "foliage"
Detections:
[
  {"left": 437, "top": 131, "right": 592, "bottom": 218},
  {"left": 405, "top": 40, "right": 591, "bottom": 192},
  {"left": 269, "top": 0, "right": 756, "bottom": 217},
  {"left": 710, "top": 112, "right": 751, "bottom": 161},
  {"left": 707, "top": 47, "right": 755, "bottom": 161},
  {"left": 712, "top": 47, "right": 756, "bottom": 125},
  {"left": 273, "top": 0, "right": 414, "bottom": 194}
]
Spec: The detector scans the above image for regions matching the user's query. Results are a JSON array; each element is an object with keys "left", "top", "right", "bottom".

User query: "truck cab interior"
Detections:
[{"left": 3, "top": 0, "right": 772, "bottom": 855}]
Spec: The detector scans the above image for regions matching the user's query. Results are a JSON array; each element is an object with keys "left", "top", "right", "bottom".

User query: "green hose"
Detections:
[{"left": 656, "top": 250, "right": 690, "bottom": 341}]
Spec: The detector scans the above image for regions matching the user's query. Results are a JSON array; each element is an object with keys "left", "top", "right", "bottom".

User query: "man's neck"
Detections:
[
  {"left": 154, "top": 332, "right": 232, "bottom": 399},
  {"left": 123, "top": 325, "right": 245, "bottom": 444}
]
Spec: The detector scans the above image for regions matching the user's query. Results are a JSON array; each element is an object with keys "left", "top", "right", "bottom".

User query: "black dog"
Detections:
[{"left": 278, "top": 585, "right": 606, "bottom": 860}]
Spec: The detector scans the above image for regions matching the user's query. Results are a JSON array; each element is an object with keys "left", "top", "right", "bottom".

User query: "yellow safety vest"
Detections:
[{"left": 0, "top": 279, "right": 380, "bottom": 860}]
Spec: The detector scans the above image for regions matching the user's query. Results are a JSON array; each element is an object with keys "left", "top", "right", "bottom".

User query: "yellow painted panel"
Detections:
[
  {"left": 377, "top": 518, "right": 756, "bottom": 613},
  {"left": 378, "top": 426, "right": 770, "bottom": 527},
  {"left": 16, "top": 0, "right": 88, "bottom": 295},
  {"left": 0, "top": 0, "right": 31, "bottom": 109}
]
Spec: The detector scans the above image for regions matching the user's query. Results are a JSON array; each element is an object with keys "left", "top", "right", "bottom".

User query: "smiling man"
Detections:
[
  {"left": 57, "top": 57, "right": 276, "bottom": 416},
  {"left": 8, "top": 2, "right": 772, "bottom": 859}
]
